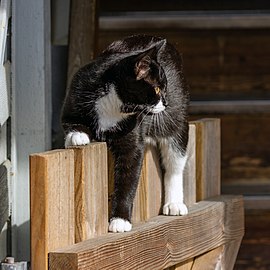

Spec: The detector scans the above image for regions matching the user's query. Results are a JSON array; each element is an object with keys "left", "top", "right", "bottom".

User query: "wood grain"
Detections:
[
  {"left": 67, "top": 0, "right": 98, "bottom": 85},
  {"left": 191, "top": 119, "right": 221, "bottom": 201},
  {"left": 73, "top": 143, "right": 108, "bottom": 242},
  {"left": 171, "top": 259, "right": 193, "bottom": 270},
  {"left": 184, "top": 124, "right": 196, "bottom": 207},
  {"left": 49, "top": 195, "right": 244, "bottom": 270},
  {"left": 191, "top": 246, "right": 224, "bottom": 270},
  {"left": 30, "top": 150, "right": 75, "bottom": 270},
  {"left": 132, "top": 145, "right": 163, "bottom": 223}
]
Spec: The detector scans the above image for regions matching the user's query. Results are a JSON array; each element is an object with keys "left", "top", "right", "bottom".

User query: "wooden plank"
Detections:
[
  {"left": 49, "top": 195, "right": 244, "bottom": 270},
  {"left": 132, "top": 145, "right": 163, "bottom": 223},
  {"left": 189, "top": 100, "right": 270, "bottom": 115},
  {"left": 191, "top": 119, "right": 221, "bottom": 201},
  {"left": 30, "top": 150, "right": 75, "bottom": 270},
  {"left": 171, "top": 259, "right": 193, "bottom": 270},
  {"left": 73, "top": 143, "right": 108, "bottom": 242},
  {"left": 100, "top": 13, "right": 270, "bottom": 30},
  {"left": 219, "top": 239, "right": 242, "bottom": 270},
  {"left": 67, "top": 0, "right": 98, "bottom": 85},
  {"left": 184, "top": 124, "right": 196, "bottom": 207}
]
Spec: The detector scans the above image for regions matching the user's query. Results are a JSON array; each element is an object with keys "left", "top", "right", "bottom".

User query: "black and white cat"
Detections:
[{"left": 62, "top": 35, "right": 189, "bottom": 233}]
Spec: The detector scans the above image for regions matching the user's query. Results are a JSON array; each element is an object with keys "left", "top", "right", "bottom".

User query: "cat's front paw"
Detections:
[
  {"left": 65, "top": 131, "right": 90, "bottom": 148},
  {"left": 109, "top": 218, "right": 132, "bottom": 233},
  {"left": 163, "top": 202, "right": 188, "bottom": 216}
]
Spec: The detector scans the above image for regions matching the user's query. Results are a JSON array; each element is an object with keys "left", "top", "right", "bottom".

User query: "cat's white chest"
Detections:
[{"left": 95, "top": 86, "right": 129, "bottom": 132}]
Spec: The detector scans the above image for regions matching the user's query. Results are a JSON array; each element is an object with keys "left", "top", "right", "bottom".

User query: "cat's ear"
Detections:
[
  {"left": 134, "top": 39, "right": 166, "bottom": 80},
  {"left": 135, "top": 55, "right": 151, "bottom": 80}
]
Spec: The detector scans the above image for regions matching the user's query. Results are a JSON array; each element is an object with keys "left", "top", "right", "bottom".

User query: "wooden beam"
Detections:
[
  {"left": 100, "top": 13, "right": 270, "bottom": 30},
  {"left": 73, "top": 143, "right": 108, "bottom": 242},
  {"left": 30, "top": 150, "right": 75, "bottom": 270},
  {"left": 68, "top": 0, "right": 98, "bottom": 85},
  {"left": 219, "top": 239, "right": 242, "bottom": 270},
  {"left": 49, "top": 195, "right": 244, "bottom": 270},
  {"left": 191, "top": 119, "right": 221, "bottom": 201}
]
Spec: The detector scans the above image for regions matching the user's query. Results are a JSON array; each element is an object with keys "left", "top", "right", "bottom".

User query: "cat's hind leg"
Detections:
[{"left": 159, "top": 137, "right": 188, "bottom": 216}]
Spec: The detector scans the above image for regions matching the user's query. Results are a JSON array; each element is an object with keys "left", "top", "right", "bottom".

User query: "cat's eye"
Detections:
[{"left": 154, "top": 87, "right": 161, "bottom": 95}]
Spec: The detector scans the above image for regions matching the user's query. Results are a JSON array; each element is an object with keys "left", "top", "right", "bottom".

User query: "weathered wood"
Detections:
[
  {"left": 171, "top": 259, "right": 193, "bottom": 270},
  {"left": 73, "top": 143, "right": 108, "bottom": 243},
  {"left": 184, "top": 123, "right": 196, "bottom": 207},
  {"left": 100, "top": 14, "right": 270, "bottom": 30},
  {"left": 49, "top": 195, "right": 244, "bottom": 270},
  {"left": 30, "top": 150, "right": 75, "bottom": 270},
  {"left": 191, "top": 246, "right": 223, "bottom": 270},
  {"left": 191, "top": 119, "right": 221, "bottom": 201},
  {"left": 132, "top": 145, "right": 163, "bottom": 223},
  {"left": 67, "top": 0, "right": 98, "bottom": 85},
  {"left": 219, "top": 239, "right": 242, "bottom": 270}
]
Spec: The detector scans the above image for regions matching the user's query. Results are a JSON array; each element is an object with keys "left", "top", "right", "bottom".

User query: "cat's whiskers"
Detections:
[
  {"left": 147, "top": 114, "right": 154, "bottom": 135},
  {"left": 137, "top": 108, "right": 150, "bottom": 130},
  {"left": 163, "top": 110, "right": 177, "bottom": 128}
]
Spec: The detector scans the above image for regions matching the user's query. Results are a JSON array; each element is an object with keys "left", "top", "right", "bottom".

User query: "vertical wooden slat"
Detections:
[
  {"left": 30, "top": 150, "right": 74, "bottom": 270},
  {"left": 192, "top": 118, "right": 221, "bottom": 201},
  {"left": 184, "top": 123, "right": 197, "bottom": 207},
  {"left": 132, "top": 145, "right": 163, "bottom": 223},
  {"left": 68, "top": 0, "right": 99, "bottom": 85},
  {"left": 144, "top": 145, "right": 163, "bottom": 219},
  {"left": 73, "top": 143, "right": 108, "bottom": 242},
  {"left": 170, "top": 259, "right": 194, "bottom": 270}
]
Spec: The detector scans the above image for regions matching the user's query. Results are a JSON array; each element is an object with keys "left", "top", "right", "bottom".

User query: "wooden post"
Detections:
[
  {"left": 73, "top": 143, "right": 108, "bottom": 242},
  {"left": 67, "top": 0, "right": 99, "bottom": 85},
  {"left": 30, "top": 150, "right": 75, "bottom": 270},
  {"left": 191, "top": 118, "right": 221, "bottom": 201},
  {"left": 184, "top": 123, "right": 196, "bottom": 207}
]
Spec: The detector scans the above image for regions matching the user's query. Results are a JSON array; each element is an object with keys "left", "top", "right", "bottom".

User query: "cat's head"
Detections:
[{"left": 111, "top": 41, "right": 168, "bottom": 114}]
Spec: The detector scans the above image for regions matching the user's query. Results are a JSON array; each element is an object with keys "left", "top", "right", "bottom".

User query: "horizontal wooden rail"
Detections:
[
  {"left": 49, "top": 195, "right": 244, "bottom": 270},
  {"left": 30, "top": 118, "right": 244, "bottom": 270},
  {"left": 100, "top": 13, "right": 270, "bottom": 30}
]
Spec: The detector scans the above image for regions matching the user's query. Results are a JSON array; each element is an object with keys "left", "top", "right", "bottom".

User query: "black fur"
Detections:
[{"left": 61, "top": 35, "right": 189, "bottom": 224}]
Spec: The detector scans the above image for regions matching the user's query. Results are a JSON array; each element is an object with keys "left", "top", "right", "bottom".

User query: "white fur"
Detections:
[
  {"left": 109, "top": 218, "right": 132, "bottom": 233},
  {"left": 151, "top": 100, "right": 165, "bottom": 114},
  {"left": 65, "top": 131, "right": 90, "bottom": 148},
  {"left": 95, "top": 86, "right": 133, "bottom": 133},
  {"left": 159, "top": 138, "right": 188, "bottom": 216}
]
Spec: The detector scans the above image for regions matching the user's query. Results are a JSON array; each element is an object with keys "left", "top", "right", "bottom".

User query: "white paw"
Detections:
[
  {"left": 65, "top": 131, "right": 90, "bottom": 148},
  {"left": 163, "top": 202, "right": 188, "bottom": 216},
  {"left": 108, "top": 218, "right": 132, "bottom": 233}
]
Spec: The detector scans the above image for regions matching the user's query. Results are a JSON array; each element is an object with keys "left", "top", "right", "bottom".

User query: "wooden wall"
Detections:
[{"left": 97, "top": 19, "right": 270, "bottom": 196}]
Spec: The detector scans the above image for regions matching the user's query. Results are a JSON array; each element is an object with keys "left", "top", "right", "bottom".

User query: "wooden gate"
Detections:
[{"left": 30, "top": 118, "right": 244, "bottom": 270}]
